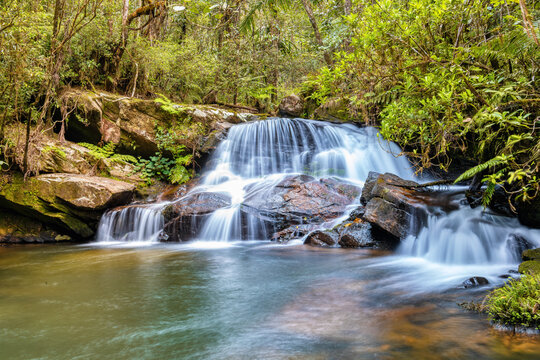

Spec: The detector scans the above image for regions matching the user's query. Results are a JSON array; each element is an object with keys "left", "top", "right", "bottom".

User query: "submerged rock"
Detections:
[
  {"left": 461, "top": 277, "right": 489, "bottom": 288},
  {"left": 0, "top": 173, "right": 135, "bottom": 240}
]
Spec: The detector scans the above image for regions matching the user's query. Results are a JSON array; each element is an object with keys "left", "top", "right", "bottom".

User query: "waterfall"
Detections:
[
  {"left": 96, "top": 118, "right": 416, "bottom": 243},
  {"left": 399, "top": 203, "right": 540, "bottom": 265},
  {"left": 96, "top": 203, "right": 167, "bottom": 243}
]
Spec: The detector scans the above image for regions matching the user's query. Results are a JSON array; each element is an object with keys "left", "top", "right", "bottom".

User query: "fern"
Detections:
[
  {"left": 110, "top": 154, "right": 138, "bottom": 164},
  {"left": 454, "top": 155, "right": 511, "bottom": 183}
]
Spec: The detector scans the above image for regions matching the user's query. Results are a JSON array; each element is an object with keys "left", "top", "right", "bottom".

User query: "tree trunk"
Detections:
[{"left": 300, "top": 0, "right": 332, "bottom": 66}]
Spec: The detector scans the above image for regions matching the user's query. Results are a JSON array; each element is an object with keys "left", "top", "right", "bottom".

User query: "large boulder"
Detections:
[
  {"left": 278, "top": 94, "right": 304, "bottom": 117},
  {"left": 243, "top": 175, "right": 361, "bottom": 229},
  {"left": 0, "top": 173, "right": 135, "bottom": 240},
  {"left": 361, "top": 172, "right": 429, "bottom": 239},
  {"left": 162, "top": 175, "right": 361, "bottom": 242}
]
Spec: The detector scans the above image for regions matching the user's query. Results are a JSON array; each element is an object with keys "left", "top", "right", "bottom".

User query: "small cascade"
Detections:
[
  {"left": 96, "top": 203, "right": 168, "bottom": 243},
  {"left": 400, "top": 205, "right": 540, "bottom": 265}
]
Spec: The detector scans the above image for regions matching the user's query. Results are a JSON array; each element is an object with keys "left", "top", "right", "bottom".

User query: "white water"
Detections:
[
  {"left": 399, "top": 203, "right": 540, "bottom": 265},
  {"left": 96, "top": 203, "right": 168, "bottom": 243}
]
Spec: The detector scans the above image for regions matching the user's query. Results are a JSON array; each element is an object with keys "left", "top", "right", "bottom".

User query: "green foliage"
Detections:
[
  {"left": 42, "top": 145, "right": 67, "bottom": 160},
  {"left": 78, "top": 142, "right": 138, "bottom": 164},
  {"left": 487, "top": 274, "right": 540, "bottom": 330}
]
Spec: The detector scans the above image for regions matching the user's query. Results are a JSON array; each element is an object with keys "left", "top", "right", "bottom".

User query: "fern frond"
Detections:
[{"left": 454, "top": 155, "right": 511, "bottom": 183}]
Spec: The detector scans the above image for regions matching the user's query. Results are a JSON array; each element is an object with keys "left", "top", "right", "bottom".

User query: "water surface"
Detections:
[{"left": 1, "top": 243, "right": 538, "bottom": 359}]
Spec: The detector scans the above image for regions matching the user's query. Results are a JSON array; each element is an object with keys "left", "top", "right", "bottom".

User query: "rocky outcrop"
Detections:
[
  {"left": 0, "top": 211, "right": 71, "bottom": 243},
  {"left": 0, "top": 173, "right": 135, "bottom": 241},
  {"left": 278, "top": 94, "right": 304, "bottom": 117},
  {"left": 61, "top": 89, "right": 258, "bottom": 158},
  {"left": 5, "top": 123, "right": 143, "bottom": 183},
  {"left": 361, "top": 172, "right": 429, "bottom": 239}
]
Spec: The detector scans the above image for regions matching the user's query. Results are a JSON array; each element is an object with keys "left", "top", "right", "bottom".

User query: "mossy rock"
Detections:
[
  {"left": 518, "top": 260, "right": 540, "bottom": 275},
  {"left": 522, "top": 248, "right": 540, "bottom": 261},
  {"left": 0, "top": 172, "right": 135, "bottom": 239}
]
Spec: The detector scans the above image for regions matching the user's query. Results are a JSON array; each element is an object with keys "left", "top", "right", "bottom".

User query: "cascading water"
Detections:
[
  {"left": 191, "top": 118, "right": 416, "bottom": 242},
  {"left": 398, "top": 192, "right": 540, "bottom": 265},
  {"left": 96, "top": 203, "right": 168, "bottom": 243},
  {"left": 95, "top": 117, "right": 415, "bottom": 244}
]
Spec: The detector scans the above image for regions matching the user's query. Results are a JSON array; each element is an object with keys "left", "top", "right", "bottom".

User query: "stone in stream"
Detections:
[
  {"left": 361, "top": 172, "right": 431, "bottom": 239},
  {"left": 461, "top": 277, "right": 489, "bottom": 288}
]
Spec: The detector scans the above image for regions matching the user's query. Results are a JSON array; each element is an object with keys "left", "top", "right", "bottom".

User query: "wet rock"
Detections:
[
  {"left": 361, "top": 172, "right": 429, "bottom": 239},
  {"left": 0, "top": 211, "right": 68, "bottom": 243},
  {"left": 243, "top": 175, "right": 361, "bottom": 229},
  {"left": 461, "top": 277, "right": 489, "bottom": 288},
  {"left": 278, "top": 94, "right": 304, "bottom": 117},
  {"left": 518, "top": 260, "right": 540, "bottom": 275},
  {"left": 304, "top": 230, "right": 338, "bottom": 247},
  {"left": 272, "top": 224, "right": 318, "bottom": 243},
  {"left": 0, "top": 173, "right": 135, "bottom": 239},
  {"left": 519, "top": 248, "right": 540, "bottom": 275},
  {"left": 337, "top": 222, "right": 375, "bottom": 248},
  {"left": 506, "top": 234, "right": 534, "bottom": 259}
]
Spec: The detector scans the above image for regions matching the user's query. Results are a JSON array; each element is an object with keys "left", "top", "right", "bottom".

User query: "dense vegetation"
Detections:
[
  {"left": 487, "top": 273, "right": 540, "bottom": 330},
  {"left": 0, "top": 0, "right": 539, "bottom": 201}
]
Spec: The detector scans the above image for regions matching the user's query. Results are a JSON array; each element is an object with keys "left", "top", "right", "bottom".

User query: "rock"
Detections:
[
  {"left": 337, "top": 221, "right": 376, "bottom": 248},
  {"left": 243, "top": 175, "right": 361, "bottom": 229},
  {"left": 361, "top": 172, "right": 429, "bottom": 239},
  {"left": 4, "top": 123, "right": 143, "bottom": 183},
  {"left": 272, "top": 224, "right": 318, "bottom": 243},
  {"left": 0, "top": 211, "right": 66, "bottom": 243},
  {"left": 0, "top": 173, "right": 135, "bottom": 239},
  {"left": 522, "top": 248, "right": 540, "bottom": 261},
  {"left": 517, "top": 197, "right": 540, "bottom": 228},
  {"left": 304, "top": 230, "right": 338, "bottom": 247},
  {"left": 506, "top": 234, "right": 534, "bottom": 259},
  {"left": 461, "top": 277, "right": 489, "bottom": 288},
  {"left": 162, "top": 192, "right": 233, "bottom": 241},
  {"left": 61, "top": 89, "right": 257, "bottom": 158},
  {"left": 278, "top": 94, "right": 304, "bottom": 117},
  {"left": 162, "top": 175, "right": 360, "bottom": 242},
  {"left": 518, "top": 260, "right": 540, "bottom": 275}
]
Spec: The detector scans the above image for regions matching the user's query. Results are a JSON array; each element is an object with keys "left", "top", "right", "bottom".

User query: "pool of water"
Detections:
[{"left": 1, "top": 242, "right": 538, "bottom": 359}]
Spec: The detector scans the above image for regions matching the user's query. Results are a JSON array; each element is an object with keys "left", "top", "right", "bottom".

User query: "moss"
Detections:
[
  {"left": 522, "top": 248, "right": 540, "bottom": 261},
  {"left": 486, "top": 274, "right": 540, "bottom": 330},
  {"left": 518, "top": 260, "right": 540, "bottom": 275}
]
